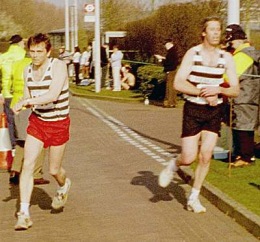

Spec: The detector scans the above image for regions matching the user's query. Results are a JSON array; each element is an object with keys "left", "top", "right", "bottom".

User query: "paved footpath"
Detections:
[{"left": 0, "top": 96, "right": 258, "bottom": 242}]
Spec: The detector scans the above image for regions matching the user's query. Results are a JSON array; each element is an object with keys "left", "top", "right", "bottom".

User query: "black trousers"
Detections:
[
  {"left": 74, "top": 63, "right": 80, "bottom": 84},
  {"left": 232, "top": 129, "right": 255, "bottom": 162}
]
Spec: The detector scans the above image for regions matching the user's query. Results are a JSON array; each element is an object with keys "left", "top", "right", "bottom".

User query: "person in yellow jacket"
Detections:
[
  {"left": 225, "top": 24, "right": 260, "bottom": 167},
  {"left": 9, "top": 56, "right": 50, "bottom": 185},
  {"left": 0, "top": 35, "right": 26, "bottom": 150}
]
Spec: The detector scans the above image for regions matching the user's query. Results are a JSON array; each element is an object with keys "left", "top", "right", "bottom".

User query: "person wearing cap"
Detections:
[
  {"left": 0, "top": 34, "right": 26, "bottom": 151},
  {"left": 158, "top": 16, "right": 239, "bottom": 213},
  {"left": 225, "top": 24, "right": 260, "bottom": 168},
  {"left": 155, "top": 39, "right": 178, "bottom": 108}
]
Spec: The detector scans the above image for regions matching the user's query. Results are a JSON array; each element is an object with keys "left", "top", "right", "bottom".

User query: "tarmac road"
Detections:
[{"left": 0, "top": 96, "right": 258, "bottom": 242}]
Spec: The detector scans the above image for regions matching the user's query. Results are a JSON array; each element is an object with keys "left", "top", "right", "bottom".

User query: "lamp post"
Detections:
[
  {"left": 74, "top": 0, "right": 78, "bottom": 47},
  {"left": 65, "top": 0, "right": 70, "bottom": 51},
  {"left": 227, "top": 0, "right": 240, "bottom": 25},
  {"left": 95, "top": 0, "right": 101, "bottom": 93}
]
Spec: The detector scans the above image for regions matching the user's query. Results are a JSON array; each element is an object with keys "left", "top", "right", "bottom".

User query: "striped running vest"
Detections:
[
  {"left": 184, "top": 45, "right": 226, "bottom": 105},
  {"left": 26, "top": 58, "right": 69, "bottom": 121}
]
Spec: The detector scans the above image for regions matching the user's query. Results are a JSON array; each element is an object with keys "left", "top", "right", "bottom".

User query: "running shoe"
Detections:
[
  {"left": 51, "top": 178, "right": 71, "bottom": 210},
  {"left": 187, "top": 198, "right": 206, "bottom": 213},
  {"left": 158, "top": 167, "right": 174, "bottom": 188},
  {"left": 15, "top": 212, "right": 33, "bottom": 230},
  {"left": 230, "top": 159, "right": 251, "bottom": 168}
]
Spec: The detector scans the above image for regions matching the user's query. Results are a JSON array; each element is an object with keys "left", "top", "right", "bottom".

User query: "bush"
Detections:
[
  {"left": 137, "top": 65, "right": 165, "bottom": 99},
  {"left": 137, "top": 65, "right": 164, "bottom": 83}
]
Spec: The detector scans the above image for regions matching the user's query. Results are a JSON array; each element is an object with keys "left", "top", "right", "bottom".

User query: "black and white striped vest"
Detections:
[
  {"left": 184, "top": 46, "right": 226, "bottom": 105},
  {"left": 26, "top": 58, "right": 69, "bottom": 121}
]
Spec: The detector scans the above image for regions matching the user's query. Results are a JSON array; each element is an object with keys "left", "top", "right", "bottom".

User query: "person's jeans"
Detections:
[{"left": 4, "top": 98, "right": 16, "bottom": 149}]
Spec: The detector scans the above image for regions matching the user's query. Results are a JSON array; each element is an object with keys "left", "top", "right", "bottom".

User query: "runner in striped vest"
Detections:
[
  {"left": 12, "top": 33, "right": 71, "bottom": 230},
  {"left": 158, "top": 16, "right": 239, "bottom": 214}
]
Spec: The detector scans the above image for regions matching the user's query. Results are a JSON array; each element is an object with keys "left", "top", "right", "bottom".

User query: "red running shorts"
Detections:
[{"left": 27, "top": 113, "right": 70, "bottom": 148}]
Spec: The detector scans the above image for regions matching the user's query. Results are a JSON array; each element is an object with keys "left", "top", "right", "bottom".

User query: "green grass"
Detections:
[
  {"left": 69, "top": 82, "right": 144, "bottom": 103},
  {"left": 206, "top": 159, "right": 260, "bottom": 216},
  {"left": 70, "top": 84, "right": 260, "bottom": 216}
]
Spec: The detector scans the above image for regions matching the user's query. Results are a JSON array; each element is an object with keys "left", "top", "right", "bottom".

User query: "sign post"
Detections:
[
  {"left": 84, "top": 1, "right": 101, "bottom": 93},
  {"left": 94, "top": 0, "right": 101, "bottom": 93}
]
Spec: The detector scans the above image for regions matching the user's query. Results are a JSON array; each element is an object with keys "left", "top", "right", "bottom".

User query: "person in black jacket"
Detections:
[
  {"left": 155, "top": 39, "right": 178, "bottom": 107},
  {"left": 100, "top": 43, "right": 109, "bottom": 88}
]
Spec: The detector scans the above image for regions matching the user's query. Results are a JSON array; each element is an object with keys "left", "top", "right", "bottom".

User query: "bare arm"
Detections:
[
  {"left": 121, "top": 75, "right": 128, "bottom": 83},
  {"left": 13, "top": 60, "right": 68, "bottom": 113}
]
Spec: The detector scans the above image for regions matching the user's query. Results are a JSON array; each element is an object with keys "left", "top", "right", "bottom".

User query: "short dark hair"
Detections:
[
  {"left": 27, "top": 33, "right": 51, "bottom": 52},
  {"left": 9, "top": 34, "right": 23, "bottom": 44},
  {"left": 201, "top": 16, "right": 222, "bottom": 33},
  {"left": 163, "top": 38, "right": 173, "bottom": 45}
]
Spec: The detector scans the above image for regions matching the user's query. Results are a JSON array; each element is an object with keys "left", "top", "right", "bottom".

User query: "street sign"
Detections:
[
  {"left": 84, "top": 4, "right": 95, "bottom": 12},
  {"left": 84, "top": 15, "right": 95, "bottom": 22},
  {"left": 84, "top": 3, "right": 95, "bottom": 23}
]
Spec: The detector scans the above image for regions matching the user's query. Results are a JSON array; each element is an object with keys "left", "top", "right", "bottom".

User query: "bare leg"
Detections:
[
  {"left": 20, "top": 135, "right": 44, "bottom": 203},
  {"left": 159, "top": 133, "right": 200, "bottom": 188},
  {"left": 48, "top": 143, "right": 67, "bottom": 186},
  {"left": 49, "top": 143, "right": 71, "bottom": 210},
  {"left": 178, "top": 133, "right": 201, "bottom": 166},
  {"left": 193, "top": 131, "right": 218, "bottom": 190}
]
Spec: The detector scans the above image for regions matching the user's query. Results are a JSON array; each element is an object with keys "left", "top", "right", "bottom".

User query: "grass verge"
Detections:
[
  {"left": 206, "top": 159, "right": 260, "bottom": 216},
  {"left": 69, "top": 83, "right": 144, "bottom": 103}
]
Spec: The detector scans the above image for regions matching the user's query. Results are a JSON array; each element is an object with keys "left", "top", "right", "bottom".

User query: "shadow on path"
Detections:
[
  {"left": 2, "top": 185, "right": 53, "bottom": 213},
  {"left": 131, "top": 170, "right": 191, "bottom": 206}
]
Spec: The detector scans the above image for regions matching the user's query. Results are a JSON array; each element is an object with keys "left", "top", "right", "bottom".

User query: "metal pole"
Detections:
[
  {"left": 70, "top": 5, "right": 75, "bottom": 52},
  {"left": 95, "top": 0, "right": 101, "bottom": 93},
  {"left": 227, "top": 0, "right": 240, "bottom": 25},
  {"left": 227, "top": 0, "right": 240, "bottom": 176},
  {"left": 74, "top": 0, "right": 78, "bottom": 47},
  {"left": 65, "top": 0, "right": 70, "bottom": 51}
]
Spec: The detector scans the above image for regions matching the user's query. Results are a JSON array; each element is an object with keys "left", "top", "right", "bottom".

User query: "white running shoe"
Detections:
[
  {"left": 51, "top": 178, "right": 71, "bottom": 210},
  {"left": 187, "top": 198, "right": 206, "bottom": 213},
  {"left": 158, "top": 159, "right": 177, "bottom": 188},
  {"left": 15, "top": 212, "right": 33, "bottom": 230}
]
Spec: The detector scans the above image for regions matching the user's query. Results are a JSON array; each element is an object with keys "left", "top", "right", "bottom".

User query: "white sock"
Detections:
[
  {"left": 167, "top": 158, "right": 179, "bottom": 172},
  {"left": 189, "top": 188, "right": 200, "bottom": 201},
  {"left": 20, "top": 202, "right": 30, "bottom": 216}
]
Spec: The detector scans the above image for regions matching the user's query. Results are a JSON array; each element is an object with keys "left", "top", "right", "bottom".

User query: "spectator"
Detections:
[
  {"left": 121, "top": 65, "right": 136, "bottom": 90},
  {"left": 58, "top": 46, "right": 72, "bottom": 69},
  {"left": 101, "top": 43, "right": 109, "bottom": 88},
  {"left": 80, "top": 46, "right": 91, "bottom": 79},
  {"left": 9, "top": 55, "right": 49, "bottom": 185},
  {"left": 155, "top": 39, "right": 178, "bottom": 108},
  {"left": 72, "top": 46, "right": 81, "bottom": 85},
  {"left": 225, "top": 24, "right": 260, "bottom": 167},
  {"left": 110, "top": 45, "right": 123, "bottom": 91},
  {"left": 0, "top": 34, "right": 26, "bottom": 152}
]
